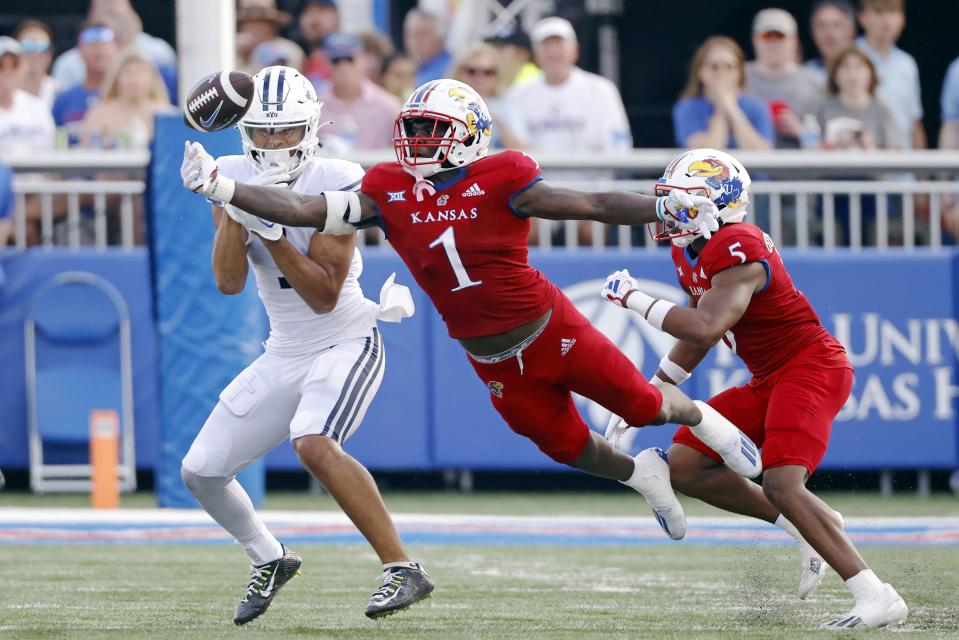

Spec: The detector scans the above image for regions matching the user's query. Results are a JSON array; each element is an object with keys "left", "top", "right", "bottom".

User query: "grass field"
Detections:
[{"left": 2, "top": 491, "right": 958, "bottom": 639}]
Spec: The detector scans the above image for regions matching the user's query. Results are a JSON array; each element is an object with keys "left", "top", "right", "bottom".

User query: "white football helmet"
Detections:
[
  {"left": 239, "top": 66, "right": 323, "bottom": 176},
  {"left": 651, "top": 148, "right": 752, "bottom": 247},
  {"left": 393, "top": 79, "right": 493, "bottom": 179}
]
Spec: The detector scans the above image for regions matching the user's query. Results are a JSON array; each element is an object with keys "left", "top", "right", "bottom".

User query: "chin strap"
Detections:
[{"left": 408, "top": 167, "right": 436, "bottom": 202}]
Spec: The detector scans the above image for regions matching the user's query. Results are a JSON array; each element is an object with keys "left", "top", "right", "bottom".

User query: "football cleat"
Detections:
[
  {"left": 365, "top": 563, "right": 434, "bottom": 619},
  {"left": 798, "top": 511, "right": 845, "bottom": 600},
  {"left": 820, "top": 584, "right": 908, "bottom": 630},
  {"left": 690, "top": 401, "right": 762, "bottom": 478},
  {"left": 631, "top": 448, "right": 687, "bottom": 540},
  {"left": 233, "top": 545, "right": 302, "bottom": 625}
]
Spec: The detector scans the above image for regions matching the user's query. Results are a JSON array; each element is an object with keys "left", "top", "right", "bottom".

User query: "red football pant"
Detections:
[
  {"left": 673, "top": 341, "right": 853, "bottom": 475},
  {"left": 468, "top": 292, "right": 663, "bottom": 464}
]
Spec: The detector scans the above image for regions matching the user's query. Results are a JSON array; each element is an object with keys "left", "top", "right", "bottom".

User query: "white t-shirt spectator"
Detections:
[
  {"left": 856, "top": 36, "right": 922, "bottom": 150},
  {"left": 0, "top": 89, "right": 55, "bottom": 156},
  {"left": 506, "top": 67, "right": 631, "bottom": 178}
]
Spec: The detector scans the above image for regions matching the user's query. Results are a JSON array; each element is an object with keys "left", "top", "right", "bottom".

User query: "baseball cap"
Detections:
[
  {"left": 530, "top": 17, "right": 577, "bottom": 45},
  {"left": 484, "top": 22, "right": 531, "bottom": 50},
  {"left": 253, "top": 39, "right": 304, "bottom": 69},
  {"left": 752, "top": 8, "right": 798, "bottom": 36},
  {"left": 323, "top": 32, "right": 362, "bottom": 60},
  {"left": 0, "top": 36, "right": 22, "bottom": 58}
]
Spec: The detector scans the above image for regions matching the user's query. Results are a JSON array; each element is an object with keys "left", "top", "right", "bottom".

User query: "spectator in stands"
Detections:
[
  {"left": 294, "top": 0, "right": 339, "bottom": 89},
  {"left": 316, "top": 33, "right": 401, "bottom": 151},
  {"left": 747, "top": 8, "right": 825, "bottom": 149},
  {"left": 379, "top": 52, "right": 415, "bottom": 102},
  {"left": 452, "top": 43, "right": 527, "bottom": 150},
  {"left": 0, "top": 37, "right": 55, "bottom": 155},
  {"left": 403, "top": 9, "right": 452, "bottom": 86},
  {"left": 15, "top": 20, "right": 59, "bottom": 109},
  {"left": 236, "top": 0, "right": 296, "bottom": 76},
  {"left": 0, "top": 162, "right": 11, "bottom": 247},
  {"left": 817, "top": 47, "right": 899, "bottom": 150},
  {"left": 52, "top": 0, "right": 176, "bottom": 99},
  {"left": 79, "top": 48, "right": 172, "bottom": 149},
  {"left": 484, "top": 22, "right": 539, "bottom": 89},
  {"left": 52, "top": 21, "right": 118, "bottom": 147},
  {"left": 856, "top": 0, "right": 924, "bottom": 149},
  {"left": 805, "top": 0, "right": 858, "bottom": 83},
  {"left": 250, "top": 39, "right": 305, "bottom": 73},
  {"left": 673, "top": 36, "right": 773, "bottom": 150},
  {"left": 939, "top": 60, "right": 959, "bottom": 240},
  {"left": 507, "top": 17, "right": 631, "bottom": 245},
  {"left": 508, "top": 17, "right": 631, "bottom": 158},
  {"left": 358, "top": 30, "right": 394, "bottom": 85}
]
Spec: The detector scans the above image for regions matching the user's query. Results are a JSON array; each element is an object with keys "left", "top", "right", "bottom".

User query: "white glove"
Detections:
[
  {"left": 605, "top": 413, "right": 632, "bottom": 452},
  {"left": 376, "top": 272, "right": 415, "bottom": 323},
  {"left": 180, "top": 141, "right": 218, "bottom": 195},
  {"left": 659, "top": 189, "right": 720, "bottom": 240},
  {"left": 602, "top": 268, "right": 637, "bottom": 307},
  {"left": 222, "top": 167, "right": 291, "bottom": 241}
]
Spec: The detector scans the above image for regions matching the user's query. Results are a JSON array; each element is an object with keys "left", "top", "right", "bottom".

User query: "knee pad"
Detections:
[{"left": 180, "top": 465, "right": 230, "bottom": 496}]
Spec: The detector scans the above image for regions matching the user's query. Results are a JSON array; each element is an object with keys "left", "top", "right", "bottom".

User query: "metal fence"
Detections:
[{"left": 5, "top": 148, "right": 958, "bottom": 250}]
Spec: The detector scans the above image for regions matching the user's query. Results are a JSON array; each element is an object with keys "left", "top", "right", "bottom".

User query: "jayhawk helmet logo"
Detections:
[
  {"left": 466, "top": 103, "right": 493, "bottom": 137},
  {"left": 686, "top": 158, "right": 742, "bottom": 208}
]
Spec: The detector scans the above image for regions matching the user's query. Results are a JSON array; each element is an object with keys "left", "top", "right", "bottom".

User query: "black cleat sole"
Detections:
[{"left": 365, "top": 589, "right": 434, "bottom": 620}]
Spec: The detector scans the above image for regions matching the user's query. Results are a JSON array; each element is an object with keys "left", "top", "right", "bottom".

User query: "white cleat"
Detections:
[
  {"left": 631, "top": 448, "right": 686, "bottom": 540},
  {"left": 689, "top": 401, "right": 762, "bottom": 479},
  {"left": 798, "top": 511, "right": 845, "bottom": 600},
  {"left": 820, "top": 584, "right": 908, "bottom": 630}
]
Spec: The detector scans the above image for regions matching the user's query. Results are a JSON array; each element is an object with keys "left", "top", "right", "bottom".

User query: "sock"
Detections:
[
  {"left": 845, "top": 569, "right": 883, "bottom": 602},
  {"left": 383, "top": 561, "right": 419, "bottom": 571},
  {"left": 182, "top": 468, "right": 283, "bottom": 566},
  {"left": 620, "top": 456, "right": 646, "bottom": 491},
  {"left": 775, "top": 514, "right": 802, "bottom": 540},
  {"left": 687, "top": 400, "right": 735, "bottom": 449}
]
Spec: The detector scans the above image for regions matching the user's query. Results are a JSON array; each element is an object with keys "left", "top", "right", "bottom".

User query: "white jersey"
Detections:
[{"left": 216, "top": 154, "right": 377, "bottom": 356}]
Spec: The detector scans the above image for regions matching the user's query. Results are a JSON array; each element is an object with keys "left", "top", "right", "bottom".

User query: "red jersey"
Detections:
[
  {"left": 670, "top": 223, "right": 845, "bottom": 378},
  {"left": 362, "top": 150, "right": 557, "bottom": 339}
]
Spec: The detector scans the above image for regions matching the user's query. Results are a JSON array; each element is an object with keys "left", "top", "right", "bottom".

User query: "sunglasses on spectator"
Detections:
[
  {"left": 19, "top": 39, "right": 50, "bottom": 53},
  {"left": 79, "top": 26, "right": 116, "bottom": 45},
  {"left": 465, "top": 67, "right": 496, "bottom": 77},
  {"left": 757, "top": 31, "right": 788, "bottom": 41},
  {"left": 331, "top": 56, "right": 355, "bottom": 65}
]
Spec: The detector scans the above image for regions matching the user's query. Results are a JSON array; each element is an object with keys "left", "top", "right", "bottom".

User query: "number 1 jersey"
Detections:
[{"left": 362, "top": 150, "right": 557, "bottom": 339}]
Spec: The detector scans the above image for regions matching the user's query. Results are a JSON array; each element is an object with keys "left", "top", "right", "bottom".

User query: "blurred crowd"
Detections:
[{"left": 1, "top": 0, "right": 958, "bottom": 247}]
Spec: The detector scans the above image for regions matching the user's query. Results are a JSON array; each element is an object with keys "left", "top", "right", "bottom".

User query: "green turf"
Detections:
[
  {"left": 0, "top": 543, "right": 956, "bottom": 639},
  {"left": 2, "top": 489, "right": 957, "bottom": 518}
]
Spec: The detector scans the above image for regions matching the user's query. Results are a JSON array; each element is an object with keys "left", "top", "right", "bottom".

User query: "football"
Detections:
[{"left": 182, "top": 70, "right": 254, "bottom": 132}]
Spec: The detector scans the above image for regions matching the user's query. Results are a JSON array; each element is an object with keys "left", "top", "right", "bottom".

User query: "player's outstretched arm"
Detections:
[
  {"left": 512, "top": 181, "right": 721, "bottom": 238},
  {"left": 654, "top": 298, "right": 711, "bottom": 384},
  {"left": 605, "top": 264, "right": 766, "bottom": 348},
  {"left": 180, "top": 140, "right": 378, "bottom": 232}
]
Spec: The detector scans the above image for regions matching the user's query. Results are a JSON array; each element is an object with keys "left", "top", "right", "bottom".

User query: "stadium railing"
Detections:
[
  {"left": 6, "top": 150, "right": 148, "bottom": 249},
  {"left": 5, "top": 148, "right": 957, "bottom": 250}
]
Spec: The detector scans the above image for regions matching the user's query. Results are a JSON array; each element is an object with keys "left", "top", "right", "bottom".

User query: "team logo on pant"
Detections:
[{"left": 488, "top": 381, "right": 504, "bottom": 398}]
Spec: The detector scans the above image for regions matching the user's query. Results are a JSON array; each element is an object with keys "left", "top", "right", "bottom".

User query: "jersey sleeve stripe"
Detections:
[
  {"left": 754, "top": 259, "right": 772, "bottom": 295},
  {"left": 508, "top": 175, "right": 543, "bottom": 218}
]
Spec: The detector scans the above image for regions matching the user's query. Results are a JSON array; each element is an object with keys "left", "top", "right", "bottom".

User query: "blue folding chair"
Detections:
[{"left": 25, "top": 271, "right": 136, "bottom": 493}]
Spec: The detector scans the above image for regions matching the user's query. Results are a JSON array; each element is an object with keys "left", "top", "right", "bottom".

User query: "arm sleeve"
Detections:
[
  {"left": 504, "top": 150, "right": 543, "bottom": 217},
  {"left": 942, "top": 59, "right": 959, "bottom": 121},
  {"left": 701, "top": 228, "right": 770, "bottom": 278}
]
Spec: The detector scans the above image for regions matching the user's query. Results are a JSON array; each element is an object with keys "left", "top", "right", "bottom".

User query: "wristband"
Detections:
[
  {"left": 657, "top": 356, "right": 691, "bottom": 385},
  {"left": 655, "top": 196, "right": 668, "bottom": 222},
  {"left": 624, "top": 289, "right": 676, "bottom": 331},
  {"left": 207, "top": 175, "right": 235, "bottom": 204}
]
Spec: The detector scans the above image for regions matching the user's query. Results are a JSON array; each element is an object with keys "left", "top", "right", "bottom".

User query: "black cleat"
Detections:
[
  {"left": 365, "top": 563, "right": 434, "bottom": 619},
  {"left": 233, "top": 545, "right": 302, "bottom": 625}
]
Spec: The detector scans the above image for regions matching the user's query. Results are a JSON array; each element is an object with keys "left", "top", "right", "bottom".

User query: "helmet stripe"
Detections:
[
  {"left": 276, "top": 67, "right": 286, "bottom": 112},
  {"left": 261, "top": 69, "right": 272, "bottom": 112}
]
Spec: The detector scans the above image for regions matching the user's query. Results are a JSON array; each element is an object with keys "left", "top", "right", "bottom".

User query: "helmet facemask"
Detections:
[
  {"left": 241, "top": 122, "right": 311, "bottom": 174},
  {"left": 393, "top": 112, "right": 471, "bottom": 178}
]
